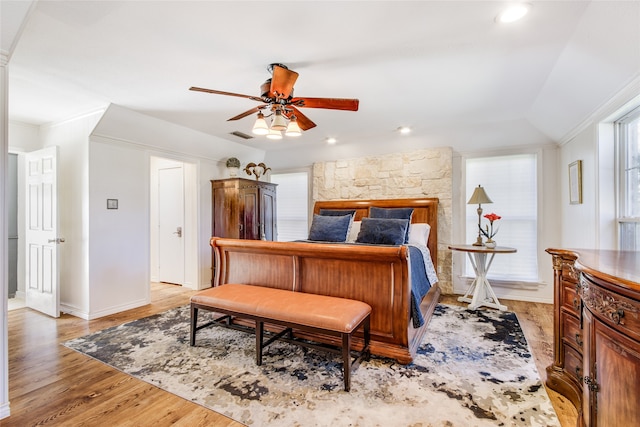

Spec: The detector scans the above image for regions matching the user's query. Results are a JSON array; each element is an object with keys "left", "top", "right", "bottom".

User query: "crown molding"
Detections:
[{"left": 559, "top": 73, "right": 640, "bottom": 146}]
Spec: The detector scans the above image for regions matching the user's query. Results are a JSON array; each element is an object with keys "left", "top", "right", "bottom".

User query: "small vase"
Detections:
[{"left": 485, "top": 239, "right": 496, "bottom": 249}]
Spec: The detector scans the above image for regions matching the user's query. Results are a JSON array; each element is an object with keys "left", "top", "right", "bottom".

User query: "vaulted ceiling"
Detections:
[{"left": 5, "top": 1, "right": 640, "bottom": 168}]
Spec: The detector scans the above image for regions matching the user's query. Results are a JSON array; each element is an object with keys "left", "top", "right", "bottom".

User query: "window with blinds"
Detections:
[
  {"left": 465, "top": 154, "right": 538, "bottom": 281},
  {"left": 617, "top": 107, "right": 640, "bottom": 251},
  {"left": 270, "top": 172, "right": 309, "bottom": 242}
]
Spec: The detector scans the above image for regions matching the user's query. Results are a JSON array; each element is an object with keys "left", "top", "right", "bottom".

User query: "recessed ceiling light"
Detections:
[
  {"left": 397, "top": 126, "right": 411, "bottom": 135},
  {"left": 496, "top": 3, "right": 531, "bottom": 23},
  {"left": 326, "top": 137, "right": 337, "bottom": 145}
]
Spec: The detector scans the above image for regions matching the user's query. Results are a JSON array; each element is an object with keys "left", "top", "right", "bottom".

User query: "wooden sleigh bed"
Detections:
[{"left": 210, "top": 198, "right": 441, "bottom": 364}]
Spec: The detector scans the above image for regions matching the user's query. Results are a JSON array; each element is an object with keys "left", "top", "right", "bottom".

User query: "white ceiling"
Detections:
[{"left": 5, "top": 1, "right": 640, "bottom": 169}]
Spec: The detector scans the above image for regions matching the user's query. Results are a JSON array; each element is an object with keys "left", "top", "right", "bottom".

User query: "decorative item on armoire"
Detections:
[
  {"left": 225, "top": 157, "right": 241, "bottom": 177},
  {"left": 244, "top": 162, "right": 271, "bottom": 180}
]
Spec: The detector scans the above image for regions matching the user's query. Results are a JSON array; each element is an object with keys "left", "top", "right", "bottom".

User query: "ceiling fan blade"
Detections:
[
  {"left": 291, "top": 106, "right": 317, "bottom": 131},
  {"left": 270, "top": 65, "right": 299, "bottom": 99},
  {"left": 227, "top": 105, "right": 267, "bottom": 121},
  {"left": 291, "top": 97, "right": 359, "bottom": 111},
  {"left": 189, "top": 87, "right": 264, "bottom": 103}
]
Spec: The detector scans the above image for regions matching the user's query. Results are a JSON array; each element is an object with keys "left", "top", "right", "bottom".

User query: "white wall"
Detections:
[
  {"left": 196, "top": 160, "right": 219, "bottom": 288},
  {"left": 88, "top": 140, "right": 150, "bottom": 316},
  {"left": 2, "top": 1, "right": 37, "bottom": 417},
  {"left": 39, "top": 111, "right": 104, "bottom": 317},
  {"left": 559, "top": 80, "right": 640, "bottom": 250},
  {"left": 1, "top": 49, "right": 10, "bottom": 422},
  {"left": 7, "top": 104, "right": 265, "bottom": 320},
  {"left": 8, "top": 121, "right": 39, "bottom": 152},
  {"left": 83, "top": 104, "right": 266, "bottom": 317},
  {"left": 560, "top": 127, "right": 598, "bottom": 248}
]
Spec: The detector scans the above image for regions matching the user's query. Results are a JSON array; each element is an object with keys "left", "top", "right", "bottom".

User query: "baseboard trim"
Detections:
[
  {"left": 0, "top": 401, "right": 10, "bottom": 420},
  {"left": 60, "top": 297, "right": 150, "bottom": 320}
]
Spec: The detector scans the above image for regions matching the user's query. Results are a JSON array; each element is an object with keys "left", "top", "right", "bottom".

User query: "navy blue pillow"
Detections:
[
  {"left": 319, "top": 209, "right": 357, "bottom": 218},
  {"left": 308, "top": 214, "right": 352, "bottom": 242},
  {"left": 369, "top": 207, "right": 414, "bottom": 243},
  {"left": 355, "top": 217, "right": 409, "bottom": 245}
]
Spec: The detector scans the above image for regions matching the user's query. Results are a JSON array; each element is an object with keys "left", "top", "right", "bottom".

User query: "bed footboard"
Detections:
[{"left": 211, "top": 237, "right": 440, "bottom": 363}]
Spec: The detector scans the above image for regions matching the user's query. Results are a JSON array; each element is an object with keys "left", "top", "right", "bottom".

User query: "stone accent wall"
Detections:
[{"left": 312, "top": 147, "right": 453, "bottom": 294}]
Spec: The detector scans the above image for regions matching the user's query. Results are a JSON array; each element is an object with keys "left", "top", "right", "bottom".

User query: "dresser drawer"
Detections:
[
  {"left": 581, "top": 275, "right": 640, "bottom": 342},
  {"left": 561, "top": 309, "right": 583, "bottom": 353},
  {"left": 562, "top": 343, "right": 583, "bottom": 383},
  {"left": 561, "top": 281, "right": 581, "bottom": 316},
  {"left": 561, "top": 261, "right": 579, "bottom": 284}
]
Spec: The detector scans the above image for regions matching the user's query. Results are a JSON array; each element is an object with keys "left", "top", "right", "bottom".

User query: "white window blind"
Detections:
[
  {"left": 465, "top": 154, "right": 538, "bottom": 281},
  {"left": 617, "top": 106, "right": 640, "bottom": 250},
  {"left": 270, "top": 172, "right": 309, "bottom": 242}
]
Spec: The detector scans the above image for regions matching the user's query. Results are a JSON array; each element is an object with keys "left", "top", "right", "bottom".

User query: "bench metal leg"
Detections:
[
  {"left": 190, "top": 305, "right": 198, "bottom": 346},
  {"left": 256, "top": 320, "right": 264, "bottom": 366},
  {"left": 342, "top": 332, "right": 351, "bottom": 391},
  {"left": 364, "top": 316, "right": 371, "bottom": 359}
]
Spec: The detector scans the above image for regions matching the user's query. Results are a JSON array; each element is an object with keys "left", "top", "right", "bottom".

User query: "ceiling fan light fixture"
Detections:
[
  {"left": 271, "top": 109, "right": 287, "bottom": 131},
  {"left": 266, "top": 128, "right": 283, "bottom": 140},
  {"left": 252, "top": 111, "right": 269, "bottom": 135},
  {"left": 285, "top": 116, "right": 302, "bottom": 137}
]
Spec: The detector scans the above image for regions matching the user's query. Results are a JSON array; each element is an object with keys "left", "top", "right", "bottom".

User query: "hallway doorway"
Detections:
[{"left": 149, "top": 156, "right": 198, "bottom": 289}]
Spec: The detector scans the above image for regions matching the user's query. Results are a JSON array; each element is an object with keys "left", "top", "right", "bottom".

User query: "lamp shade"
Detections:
[
  {"left": 266, "top": 128, "right": 283, "bottom": 140},
  {"left": 252, "top": 112, "right": 269, "bottom": 135},
  {"left": 467, "top": 185, "right": 493, "bottom": 205},
  {"left": 271, "top": 109, "right": 287, "bottom": 131},
  {"left": 285, "top": 116, "right": 302, "bottom": 136}
]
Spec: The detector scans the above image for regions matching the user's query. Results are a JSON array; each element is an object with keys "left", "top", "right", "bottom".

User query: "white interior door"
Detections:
[
  {"left": 25, "top": 146, "right": 60, "bottom": 317},
  {"left": 158, "top": 166, "right": 184, "bottom": 284}
]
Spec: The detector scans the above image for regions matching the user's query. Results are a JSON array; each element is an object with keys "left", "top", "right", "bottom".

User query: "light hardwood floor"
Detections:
[{"left": 2, "top": 284, "right": 577, "bottom": 426}]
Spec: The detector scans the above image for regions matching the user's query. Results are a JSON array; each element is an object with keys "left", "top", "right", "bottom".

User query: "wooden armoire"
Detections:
[{"left": 211, "top": 177, "right": 277, "bottom": 241}]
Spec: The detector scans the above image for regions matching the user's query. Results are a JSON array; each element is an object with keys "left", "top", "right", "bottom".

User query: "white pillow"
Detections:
[
  {"left": 347, "top": 221, "right": 361, "bottom": 243},
  {"left": 408, "top": 223, "right": 431, "bottom": 247}
]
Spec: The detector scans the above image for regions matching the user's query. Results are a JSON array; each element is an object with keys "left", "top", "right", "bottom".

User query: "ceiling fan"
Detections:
[{"left": 189, "top": 63, "right": 359, "bottom": 137}]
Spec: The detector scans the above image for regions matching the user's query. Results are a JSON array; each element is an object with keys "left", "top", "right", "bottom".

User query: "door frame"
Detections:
[
  {"left": 149, "top": 156, "right": 198, "bottom": 289},
  {"left": 7, "top": 149, "right": 26, "bottom": 302}
]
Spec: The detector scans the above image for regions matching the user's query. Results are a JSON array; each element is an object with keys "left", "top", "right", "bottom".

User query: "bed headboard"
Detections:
[{"left": 313, "top": 198, "right": 439, "bottom": 271}]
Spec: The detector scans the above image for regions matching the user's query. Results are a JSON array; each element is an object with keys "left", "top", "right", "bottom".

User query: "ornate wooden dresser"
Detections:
[{"left": 546, "top": 249, "right": 640, "bottom": 427}]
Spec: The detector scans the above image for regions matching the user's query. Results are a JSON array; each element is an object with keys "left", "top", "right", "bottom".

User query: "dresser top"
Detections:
[{"left": 571, "top": 249, "right": 640, "bottom": 291}]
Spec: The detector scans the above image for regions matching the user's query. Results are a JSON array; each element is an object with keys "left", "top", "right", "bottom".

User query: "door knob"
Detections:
[
  {"left": 173, "top": 226, "right": 183, "bottom": 237},
  {"left": 48, "top": 238, "right": 66, "bottom": 244}
]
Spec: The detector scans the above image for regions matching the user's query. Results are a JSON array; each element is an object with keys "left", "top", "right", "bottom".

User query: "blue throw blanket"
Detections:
[
  {"left": 294, "top": 240, "right": 432, "bottom": 328},
  {"left": 408, "top": 245, "right": 432, "bottom": 328}
]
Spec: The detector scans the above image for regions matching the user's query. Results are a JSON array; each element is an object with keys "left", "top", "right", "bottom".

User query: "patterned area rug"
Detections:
[{"left": 64, "top": 304, "right": 559, "bottom": 426}]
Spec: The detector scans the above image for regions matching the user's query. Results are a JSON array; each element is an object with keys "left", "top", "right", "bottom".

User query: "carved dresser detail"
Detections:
[{"left": 546, "top": 249, "right": 640, "bottom": 427}]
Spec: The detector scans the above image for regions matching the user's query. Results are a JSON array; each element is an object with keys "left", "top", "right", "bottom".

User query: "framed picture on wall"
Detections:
[{"left": 569, "top": 160, "right": 582, "bottom": 204}]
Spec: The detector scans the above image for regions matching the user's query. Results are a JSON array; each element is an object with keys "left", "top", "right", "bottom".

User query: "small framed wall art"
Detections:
[{"left": 568, "top": 160, "right": 582, "bottom": 204}]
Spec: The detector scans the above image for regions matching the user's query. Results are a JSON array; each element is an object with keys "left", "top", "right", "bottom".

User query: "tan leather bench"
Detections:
[{"left": 190, "top": 284, "right": 372, "bottom": 391}]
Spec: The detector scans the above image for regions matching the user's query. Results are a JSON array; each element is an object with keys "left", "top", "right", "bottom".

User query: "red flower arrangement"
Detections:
[{"left": 480, "top": 213, "right": 501, "bottom": 240}]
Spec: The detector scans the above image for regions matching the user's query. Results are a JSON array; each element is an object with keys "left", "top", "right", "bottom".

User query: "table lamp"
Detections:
[{"left": 467, "top": 185, "right": 492, "bottom": 246}]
